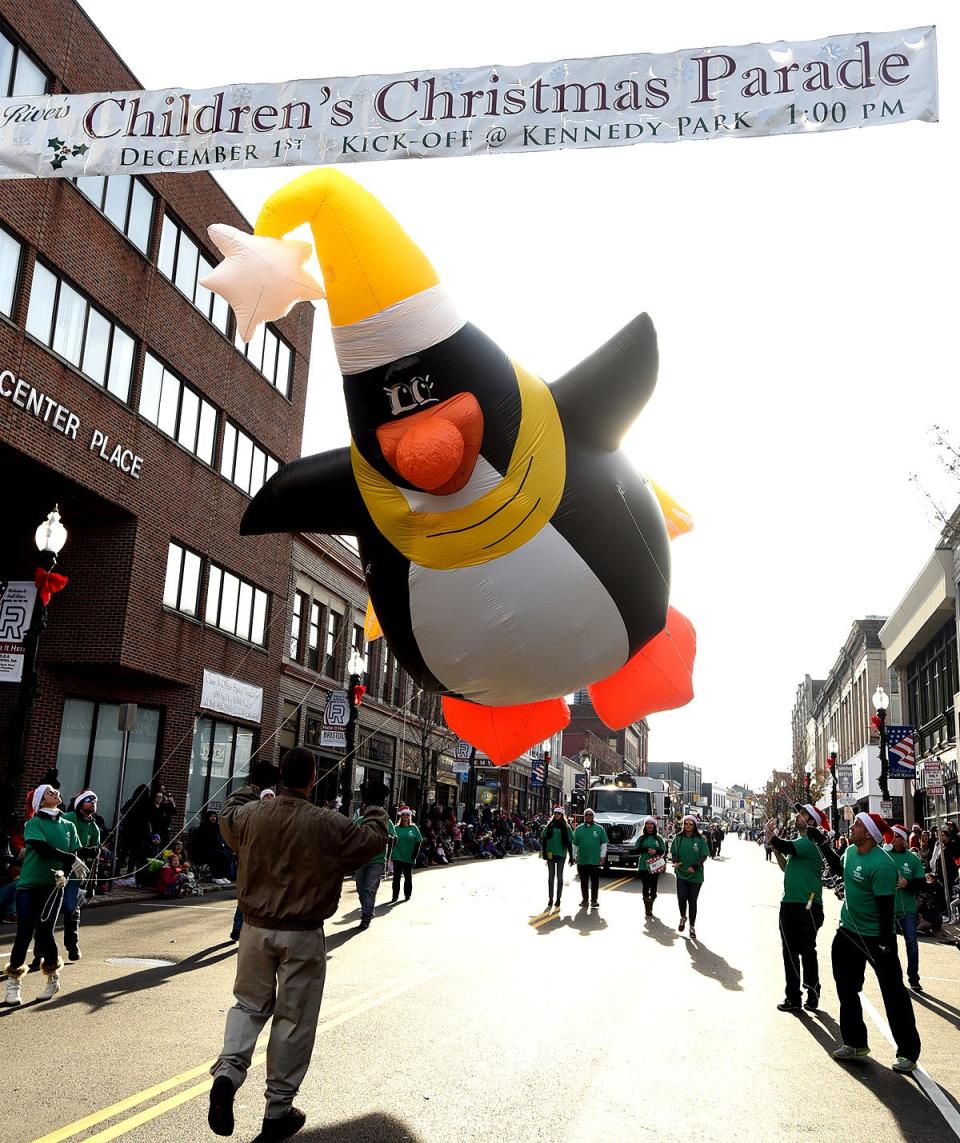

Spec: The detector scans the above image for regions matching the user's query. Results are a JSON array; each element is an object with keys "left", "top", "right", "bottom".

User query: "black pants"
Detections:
[
  {"left": 546, "top": 855, "right": 566, "bottom": 901},
  {"left": 831, "top": 926, "right": 921, "bottom": 1061},
  {"left": 391, "top": 860, "right": 413, "bottom": 900},
  {"left": 779, "top": 901, "right": 824, "bottom": 1004},
  {"left": 676, "top": 878, "right": 702, "bottom": 924},
  {"left": 639, "top": 871, "right": 661, "bottom": 903},
  {"left": 578, "top": 864, "right": 600, "bottom": 904},
  {"left": 10, "top": 886, "right": 62, "bottom": 970}
]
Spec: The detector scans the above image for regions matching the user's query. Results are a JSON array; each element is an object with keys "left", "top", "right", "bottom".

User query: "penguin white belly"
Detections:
[{"left": 407, "top": 524, "right": 629, "bottom": 705}]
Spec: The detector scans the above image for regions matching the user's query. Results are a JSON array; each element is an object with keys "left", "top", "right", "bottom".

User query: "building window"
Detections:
[
  {"left": 162, "top": 541, "right": 202, "bottom": 616},
  {"left": 1, "top": 28, "right": 49, "bottom": 96},
  {"left": 324, "top": 609, "right": 341, "bottom": 677},
  {"left": 25, "top": 262, "right": 136, "bottom": 401},
  {"left": 206, "top": 562, "right": 269, "bottom": 646},
  {"left": 220, "top": 419, "right": 280, "bottom": 497},
  {"left": 186, "top": 716, "right": 255, "bottom": 824},
  {"left": 279, "top": 701, "right": 300, "bottom": 755},
  {"left": 381, "top": 648, "right": 393, "bottom": 703},
  {"left": 54, "top": 699, "right": 160, "bottom": 829},
  {"left": 352, "top": 624, "right": 370, "bottom": 688},
  {"left": 139, "top": 351, "right": 217, "bottom": 464},
  {"left": 157, "top": 212, "right": 231, "bottom": 334},
  {"left": 289, "top": 591, "right": 305, "bottom": 661},
  {"left": 235, "top": 323, "right": 292, "bottom": 397},
  {"left": 0, "top": 224, "right": 21, "bottom": 317},
  {"left": 306, "top": 601, "right": 320, "bottom": 671},
  {"left": 392, "top": 665, "right": 404, "bottom": 708},
  {"left": 74, "top": 175, "right": 155, "bottom": 255}
]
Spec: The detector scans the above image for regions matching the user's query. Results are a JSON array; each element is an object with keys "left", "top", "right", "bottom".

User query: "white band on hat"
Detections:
[
  {"left": 682, "top": 814, "right": 697, "bottom": 824},
  {"left": 891, "top": 825, "right": 909, "bottom": 841},
  {"left": 75, "top": 789, "right": 97, "bottom": 807},
  {"left": 32, "top": 784, "right": 55, "bottom": 812},
  {"left": 333, "top": 285, "right": 464, "bottom": 375}
]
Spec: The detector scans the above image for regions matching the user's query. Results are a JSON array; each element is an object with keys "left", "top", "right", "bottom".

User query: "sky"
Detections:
[{"left": 78, "top": 1, "right": 958, "bottom": 792}]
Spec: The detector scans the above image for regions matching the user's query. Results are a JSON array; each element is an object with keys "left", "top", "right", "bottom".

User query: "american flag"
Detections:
[{"left": 886, "top": 725, "right": 915, "bottom": 777}]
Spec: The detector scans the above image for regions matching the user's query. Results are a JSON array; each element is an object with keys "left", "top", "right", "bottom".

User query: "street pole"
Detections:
[
  {"left": 466, "top": 746, "right": 477, "bottom": 818},
  {"left": 827, "top": 739, "right": 839, "bottom": 836},
  {"left": 873, "top": 685, "right": 891, "bottom": 803},
  {"left": 340, "top": 649, "right": 366, "bottom": 816}
]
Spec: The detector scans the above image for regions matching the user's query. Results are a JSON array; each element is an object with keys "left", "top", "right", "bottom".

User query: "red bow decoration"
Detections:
[
  {"left": 35, "top": 567, "right": 68, "bottom": 606},
  {"left": 352, "top": 683, "right": 366, "bottom": 707},
  {"left": 870, "top": 715, "right": 882, "bottom": 730},
  {"left": 824, "top": 757, "right": 833, "bottom": 770}
]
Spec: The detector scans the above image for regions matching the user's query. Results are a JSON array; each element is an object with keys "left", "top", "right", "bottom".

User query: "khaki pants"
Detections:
[{"left": 212, "top": 924, "right": 326, "bottom": 1118}]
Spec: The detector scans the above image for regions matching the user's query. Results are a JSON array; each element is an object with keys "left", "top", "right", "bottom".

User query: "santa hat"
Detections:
[
  {"left": 259, "top": 788, "right": 276, "bottom": 799},
  {"left": 398, "top": 805, "right": 413, "bottom": 817},
  {"left": 552, "top": 805, "right": 564, "bottom": 814},
  {"left": 583, "top": 807, "right": 595, "bottom": 816},
  {"left": 802, "top": 804, "right": 832, "bottom": 834},
  {"left": 855, "top": 812, "right": 892, "bottom": 845},
  {"left": 32, "top": 784, "right": 59, "bottom": 813},
  {"left": 890, "top": 824, "right": 910, "bottom": 842},
  {"left": 74, "top": 790, "right": 97, "bottom": 807}
]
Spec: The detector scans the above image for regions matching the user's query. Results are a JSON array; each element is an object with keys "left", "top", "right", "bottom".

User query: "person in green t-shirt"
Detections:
[
  {"left": 355, "top": 806, "right": 396, "bottom": 929},
  {"left": 889, "top": 824, "right": 932, "bottom": 993},
  {"left": 669, "top": 816, "right": 710, "bottom": 939},
  {"left": 390, "top": 808, "right": 422, "bottom": 902},
  {"left": 765, "top": 804, "right": 829, "bottom": 1012},
  {"left": 572, "top": 809, "right": 608, "bottom": 910},
  {"left": 807, "top": 811, "right": 921, "bottom": 1073},
  {"left": 60, "top": 789, "right": 103, "bottom": 961},
  {"left": 540, "top": 806, "right": 574, "bottom": 911},
  {"left": 3, "top": 783, "right": 84, "bottom": 1007},
  {"left": 633, "top": 817, "right": 666, "bottom": 917}
]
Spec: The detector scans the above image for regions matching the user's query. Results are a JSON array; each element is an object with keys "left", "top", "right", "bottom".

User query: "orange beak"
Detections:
[{"left": 376, "top": 393, "right": 484, "bottom": 494}]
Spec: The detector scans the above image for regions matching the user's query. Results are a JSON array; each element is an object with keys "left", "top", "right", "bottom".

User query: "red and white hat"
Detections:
[
  {"left": 855, "top": 812, "right": 892, "bottom": 845},
  {"left": 802, "top": 804, "right": 832, "bottom": 834},
  {"left": 890, "top": 824, "right": 910, "bottom": 842},
  {"left": 552, "top": 805, "right": 564, "bottom": 814}
]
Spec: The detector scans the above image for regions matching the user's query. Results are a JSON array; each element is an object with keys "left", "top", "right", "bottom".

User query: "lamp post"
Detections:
[
  {"left": 340, "top": 647, "right": 366, "bottom": 815},
  {"left": 580, "top": 750, "right": 592, "bottom": 818},
  {"left": 872, "top": 685, "right": 891, "bottom": 803},
  {"left": 827, "top": 736, "right": 839, "bottom": 836},
  {"left": 5, "top": 507, "right": 68, "bottom": 828}
]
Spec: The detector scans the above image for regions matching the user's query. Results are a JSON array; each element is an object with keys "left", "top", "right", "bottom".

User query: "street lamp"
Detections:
[
  {"left": 340, "top": 646, "right": 366, "bottom": 815},
  {"left": 580, "top": 750, "right": 592, "bottom": 817},
  {"left": 872, "top": 684, "right": 891, "bottom": 802},
  {"left": 827, "top": 736, "right": 839, "bottom": 836}
]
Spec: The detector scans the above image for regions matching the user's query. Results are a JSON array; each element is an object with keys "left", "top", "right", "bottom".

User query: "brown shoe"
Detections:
[{"left": 258, "top": 1107, "right": 306, "bottom": 1141}]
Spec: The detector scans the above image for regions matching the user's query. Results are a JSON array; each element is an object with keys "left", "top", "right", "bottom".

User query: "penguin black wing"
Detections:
[
  {"left": 550, "top": 312, "right": 658, "bottom": 452},
  {"left": 240, "top": 447, "right": 368, "bottom": 537}
]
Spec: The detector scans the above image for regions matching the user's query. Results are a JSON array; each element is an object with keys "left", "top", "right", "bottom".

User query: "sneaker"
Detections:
[
  {"left": 689, "top": 927, "right": 697, "bottom": 939},
  {"left": 804, "top": 993, "right": 820, "bottom": 1011},
  {"left": 591, "top": 901, "right": 599, "bottom": 909},
  {"left": 832, "top": 1045, "right": 870, "bottom": 1061},
  {"left": 3, "top": 977, "right": 21, "bottom": 1006},
  {"left": 38, "top": 969, "right": 61, "bottom": 1000},
  {"left": 678, "top": 917, "right": 686, "bottom": 932},
  {"left": 358, "top": 919, "right": 371, "bottom": 930},
  {"left": 208, "top": 1075, "right": 235, "bottom": 1136},
  {"left": 228, "top": 931, "right": 241, "bottom": 942},
  {"left": 67, "top": 948, "right": 81, "bottom": 962},
  {"left": 909, "top": 980, "right": 924, "bottom": 994},
  {"left": 259, "top": 1107, "right": 306, "bottom": 1140},
  {"left": 777, "top": 1000, "right": 802, "bottom": 1012},
  {"left": 545, "top": 900, "right": 553, "bottom": 911},
  {"left": 579, "top": 899, "right": 588, "bottom": 908},
  {"left": 892, "top": 1056, "right": 918, "bottom": 1074}
]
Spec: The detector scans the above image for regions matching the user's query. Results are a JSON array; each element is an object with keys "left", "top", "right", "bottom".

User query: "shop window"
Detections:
[
  {"left": 289, "top": 591, "right": 305, "bottom": 661},
  {"left": 0, "top": 224, "right": 21, "bottom": 317},
  {"left": 235, "top": 322, "right": 293, "bottom": 397},
  {"left": 139, "top": 351, "right": 217, "bottom": 464},
  {"left": 162, "top": 541, "right": 202, "bottom": 616},
  {"left": 26, "top": 262, "right": 136, "bottom": 401},
  {"left": 220, "top": 419, "right": 279, "bottom": 497},
  {"left": 157, "top": 212, "right": 230, "bottom": 333},
  {"left": 186, "top": 716, "right": 255, "bottom": 824},
  {"left": 206, "top": 562, "right": 269, "bottom": 646},
  {"left": 54, "top": 699, "right": 160, "bottom": 829},
  {"left": 1, "top": 28, "right": 49, "bottom": 96},
  {"left": 74, "top": 175, "right": 155, "bottom": 255}
]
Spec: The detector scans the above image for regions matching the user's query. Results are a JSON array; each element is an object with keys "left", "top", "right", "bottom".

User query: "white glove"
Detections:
[
  {"left": 600, "top": 844, "right": 608, "bottom": 861},
  {"left": 54, "top": 870, "right": 67, "bottom": 889},
  {"left": 71, "top": 857, "right": 90, "bottom": 880}
]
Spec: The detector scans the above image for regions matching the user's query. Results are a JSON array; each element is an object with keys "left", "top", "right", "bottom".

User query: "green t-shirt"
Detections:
[
  {"left": 541, "top": 822, "right": 573, "bottom": 859},
  {"left": 633, "top": 832, "right": 666, "bottom": 871},
  {"left": 19, "top": 812, "right": 80, "bottom": 890},
  {"left": 392, "top": 824, "right": 422, "bottom": 864},
  {"left": 572, "top": 822, "right": 608, "bottom": 865},
  {"left": 781, "top": 835, "right": 824, "bottom": 905},
  {"left": 890, "top": 846, "right": 925, "bottom": 918},
  {"left": 363, "top": 818, "right": 397, "bottom": 867},
  {"left": 670, "top": 833, "right": 710, "bottom": 883},
  {"left": 840, "top": 843, "right": 898, "bottom": 937},
  {"left": 62, "top": 810, "right": 100, "bottom": 882}
]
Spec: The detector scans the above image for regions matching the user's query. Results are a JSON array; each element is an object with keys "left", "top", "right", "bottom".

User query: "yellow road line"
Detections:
[
  {"left": 602, "top": 876, "right": 635, "bottom": 892},
  {"left": 31, "top": 963, "right": 452, "bottom": 1143}
]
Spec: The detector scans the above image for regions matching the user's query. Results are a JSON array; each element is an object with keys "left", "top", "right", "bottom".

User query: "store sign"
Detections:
[
  {"left": 320, "top": 689, "right": 350, "bottom": 748},
  {"left": 1, "top": 365, "right": 144, "bottom": 479},
  {"left": 879, "top": 799, "right": 893, "bottom": 818},
  {"left": 923, "top": 760, "right": 945, "bottom": 796},
  {"left": 454, "top": 739, "right": 472, "bottom": 760},
  {"left": 837, "top": 765, "right": 854, "bottom": 794},
  {"left": 0, "top": 580, "right": 37, "bottom": 682},
  {"left": 0, "top": 28, "right": 937, "bottom": 180},
  {"left": 200, "top": 668, "right": 263, "bottom": 723}
]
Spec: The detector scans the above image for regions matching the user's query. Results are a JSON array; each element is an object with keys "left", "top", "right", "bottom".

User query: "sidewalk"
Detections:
[{"left": 82, "top": 880, "right": 238, "bottom": 909}]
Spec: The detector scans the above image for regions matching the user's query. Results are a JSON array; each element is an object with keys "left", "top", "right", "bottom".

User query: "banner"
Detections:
[
  {"left": 574, "top": 773, "right": 587, "bottom": 793},
  {"left": 885, "top": 725, "right": 916, "bottom": 779},
  {"left": 0, "top": 580, "right": 38, "bottom": 682},
  {"left": 531, "top": 758, "right": 545, "bottom": 787},
  {"left": 0, "top": 27, "right": 936, "bottom": 181},
  {"left": 321, "top": 689, "right": 350, "bottom": 749}
]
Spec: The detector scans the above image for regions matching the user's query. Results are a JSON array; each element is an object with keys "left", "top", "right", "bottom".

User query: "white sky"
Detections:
[{"left": 79, "top": 1, "right": 958, "bottom": 791}]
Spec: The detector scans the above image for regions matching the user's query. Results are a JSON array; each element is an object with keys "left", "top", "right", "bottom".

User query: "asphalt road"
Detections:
[{"left": 3, "top": 838, "right": 959, "bottom": 1143}]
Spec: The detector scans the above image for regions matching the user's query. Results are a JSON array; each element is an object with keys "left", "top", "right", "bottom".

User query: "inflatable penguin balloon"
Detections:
[{"left": 204, "top": 169, "right": 696, "bottom": 766}]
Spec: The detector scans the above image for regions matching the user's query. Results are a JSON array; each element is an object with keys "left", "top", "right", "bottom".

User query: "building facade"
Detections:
[
  {"left": 647, "top": 761, "right": 702, "bottom": 815},
  {"left": 0, "top": 0, "right": 313, "bottom": 832}
]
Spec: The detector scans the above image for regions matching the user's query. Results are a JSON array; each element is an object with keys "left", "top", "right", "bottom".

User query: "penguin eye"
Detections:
[{"left": 385, "top": 383, "right": 416, "bottom": 416}]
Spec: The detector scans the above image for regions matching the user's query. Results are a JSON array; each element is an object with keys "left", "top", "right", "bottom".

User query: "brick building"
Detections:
[
  {"left": 0, "top": 0, "right": 313, "bottom": 833},
  {"left": 561, "top": 690, "right": 649, "bottom": 779}
]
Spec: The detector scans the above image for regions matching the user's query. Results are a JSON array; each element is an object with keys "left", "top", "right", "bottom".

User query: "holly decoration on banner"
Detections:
[{"left": 47, "top": 138, "right": 89, "bottom": 171}]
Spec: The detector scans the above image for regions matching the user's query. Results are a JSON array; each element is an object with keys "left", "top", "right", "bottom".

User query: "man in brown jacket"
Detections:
[{"left": 208, "top": 748, "right": 387, "bottom": 1141}]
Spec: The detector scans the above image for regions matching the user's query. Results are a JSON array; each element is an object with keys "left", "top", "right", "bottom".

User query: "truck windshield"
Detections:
[{"left": 591, "top": 790, "right": 651, "bottom": 815}]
